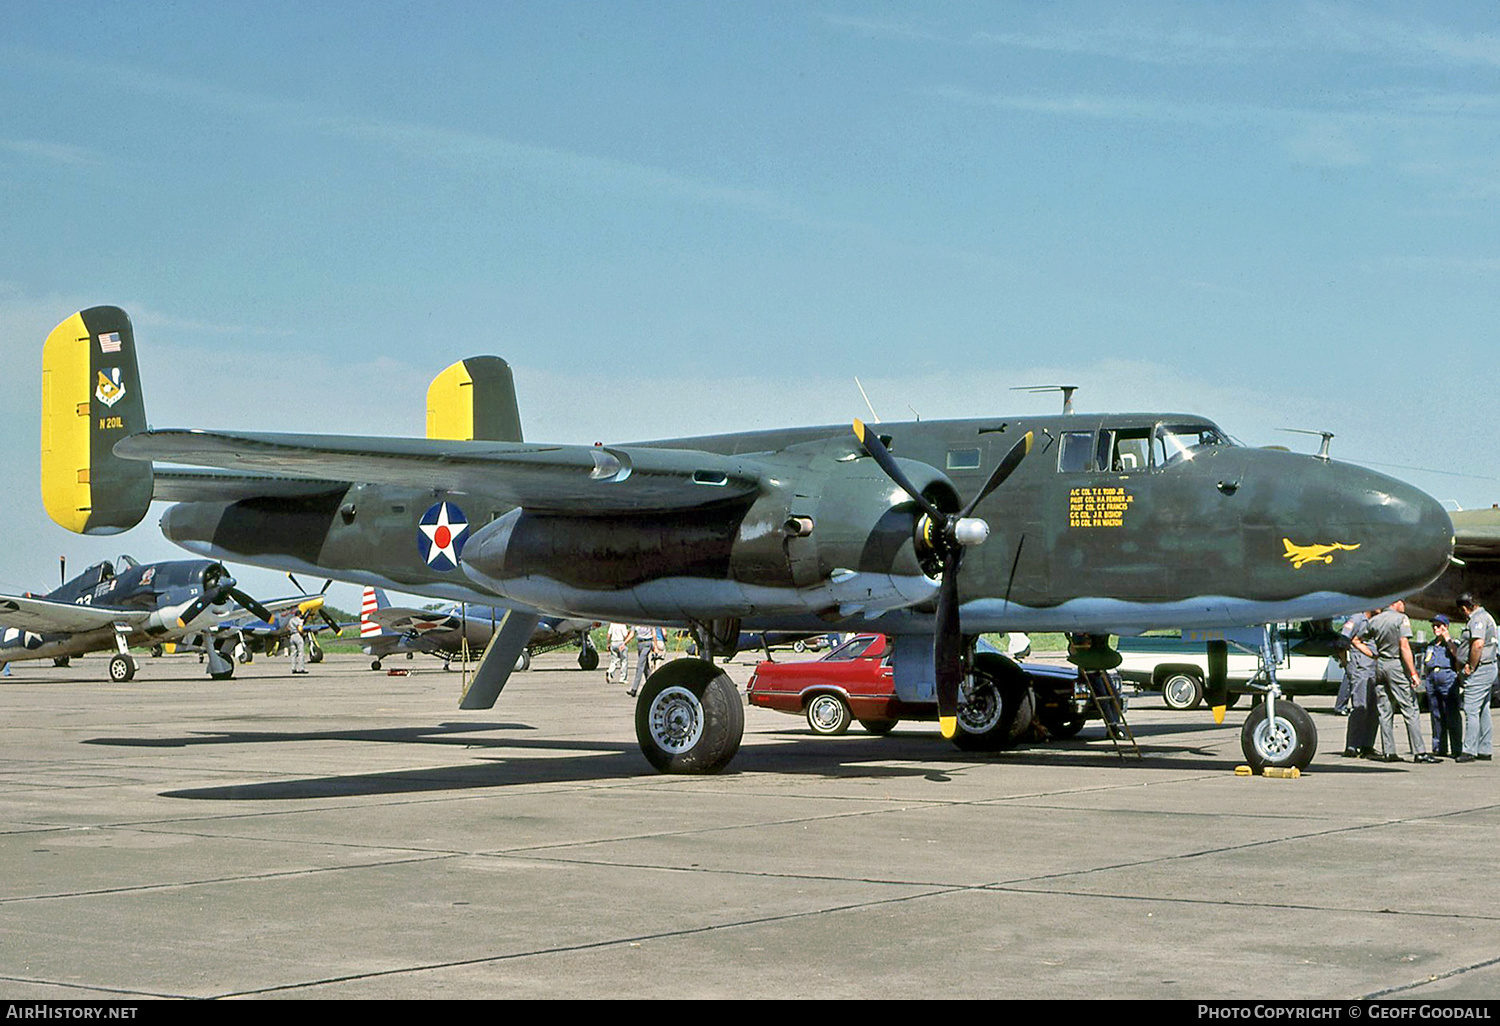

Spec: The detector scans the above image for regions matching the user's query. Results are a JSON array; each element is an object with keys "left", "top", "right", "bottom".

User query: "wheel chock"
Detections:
[{"left": 1235, "top": 764, "right": 1301, "bottom": 778}]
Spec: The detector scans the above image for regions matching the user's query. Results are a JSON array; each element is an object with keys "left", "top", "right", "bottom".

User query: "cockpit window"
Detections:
[
  {"left": 1109, "top": 428, "right": 1151, "bottom": 472},
  {"left": 1057, "top": 431, "right": 1094, "bottom": 472},
  {"left": 1155, "top": 424, "right": 1233, "bottom": 466}
]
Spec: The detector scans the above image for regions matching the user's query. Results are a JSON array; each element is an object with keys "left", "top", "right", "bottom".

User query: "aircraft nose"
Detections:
[{"left": 1301, "top": 460, "right": 1454, "bottom": 604}]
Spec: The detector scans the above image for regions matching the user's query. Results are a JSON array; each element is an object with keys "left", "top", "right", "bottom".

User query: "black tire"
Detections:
[
  {"left": 211, "top": 667, "right": 234, "bottom": 681},
  {"left": 805, "top": 693, "right": 852, "bottom": 736},
  {"left": 635, "top": 659, "right": 744, "bottom": 774},
  {"left": 1160, "top": 670, "right": 1204, "bottom": 711},
  {"left": 859, "top": 718, "right": 899, "bottom": 736},
  {"left": 308, "top": 641, "right": 323, "bottom": 664},
  {"left": 149, "top": 645, "right": 163, "bottom": 659},
  {"left": 371, "top": 659, "right": 383, "bottom": 671},
  {"left": 53, "top": 656, "right": 71, "bottom": 668},
  {"left": 1225, "top": 690, "right": 1242, "bottom": 709},
  {"left": 108, "top": 654, "right": 135, "bottom": 683},
  {"left": 1240, "top": 699, "right": 1318, "bottom": 771},
  {"left": 514, "top": 650, "right": 532, "bottom": 672},
  {"left": 952, "top": 653, "right": 1036, "bottom": 752},
  {"left": 1041, "top": 713, "right": 1088, "bottom": 739},
  {"left": 578, "top": 646, "right": 600, "bottom": 671}
]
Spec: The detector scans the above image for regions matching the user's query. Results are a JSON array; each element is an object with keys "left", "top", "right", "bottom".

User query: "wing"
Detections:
[
  {"left": 116, "top": 430, "right": 765, "bottom": 514},
  {"left": 0, "top": 594, "right": 151, "bottom": 634},
  {"left": 366, "top": 607, "right": 465, "bottom": 634}
]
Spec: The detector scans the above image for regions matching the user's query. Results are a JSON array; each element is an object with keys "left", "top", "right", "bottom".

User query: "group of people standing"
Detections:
[
  {"left": 1339, "top": 593, "right": 1497, "bottom": 763},
  {"left": 605, "top": 622, "right": 666, "bottom": 697}
]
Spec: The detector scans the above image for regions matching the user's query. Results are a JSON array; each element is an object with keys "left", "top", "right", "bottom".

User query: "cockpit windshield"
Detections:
[{"left": 1155, "top": 424, "right": 1233, "bottom": 466}]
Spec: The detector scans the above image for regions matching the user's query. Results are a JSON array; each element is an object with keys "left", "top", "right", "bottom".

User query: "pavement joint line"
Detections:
[
  {"left": 987, "top": 884, "right": 1500, "bottom": 923},
  {"left": 0, "top": 975, "right": 185, "bottom": 1000},
  {"left": 1361, "top": 952, "right": 1500, "bottom": 999},
  {"left": 205, "top": 884, "right": 976, "bottom": 999},
  {"left": 0, "top": 851, "right": 466, "bottom": 905}
]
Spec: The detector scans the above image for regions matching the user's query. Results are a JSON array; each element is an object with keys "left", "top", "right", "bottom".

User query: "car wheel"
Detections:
[
  {"left": 805, "top": 693, "right": 852, "bottom": 736},
  {"left": 1240, "top": 699, "right": 1317, "bottom": 771},
  {"left": 1160, "top": 671, "right": 1204, "bottom": 711}
]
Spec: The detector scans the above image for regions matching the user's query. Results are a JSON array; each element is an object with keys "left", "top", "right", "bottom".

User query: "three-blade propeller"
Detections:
[{"left": 853, "top": 421, "right": 1033, "bottom": 738}]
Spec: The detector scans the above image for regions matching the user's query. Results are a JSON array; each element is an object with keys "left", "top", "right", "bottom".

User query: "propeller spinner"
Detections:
[
  {"left": 853, "top": 420, "right": 1033, "bottom": 738},
  {"left": 176, "top": 564, "right": 275, "bottom": 628}
]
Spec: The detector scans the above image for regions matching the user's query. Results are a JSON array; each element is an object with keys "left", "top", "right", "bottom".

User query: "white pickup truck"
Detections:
[{"left": 1113, "top": 624, "right": 1347, "bottom": 710}]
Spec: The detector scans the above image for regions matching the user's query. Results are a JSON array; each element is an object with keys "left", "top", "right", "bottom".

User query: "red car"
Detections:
[{"left": 745, "top": 633, "right": 1122, "bottom": 746}]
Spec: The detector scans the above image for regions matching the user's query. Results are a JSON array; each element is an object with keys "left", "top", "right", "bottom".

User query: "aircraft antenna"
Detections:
[
  {"left": 1010, "top": 384, "right": 1079, "bottom": 414},
  {"left": 60, "top": 555, "right": 66, "bottom": 587},
  {"left": 854, "top": 377, "right": 880, "bottom": 424},
  {"left": 1280, "top": 428, "right": 1334, "bottom": 460}
]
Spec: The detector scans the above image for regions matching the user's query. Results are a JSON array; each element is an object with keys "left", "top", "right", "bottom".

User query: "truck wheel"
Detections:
[
  {"left": 1160, "top": 671, "right": 1204, "bottom": 711},
  {"left": 805, "top": 693, "right": 852, "bottom": 736},
  {"left": 635, "top": 659, "right": 743, "bottom": 774},
  {"left": 1240, "top": 700, "right": 1317, "bottom": 771}
]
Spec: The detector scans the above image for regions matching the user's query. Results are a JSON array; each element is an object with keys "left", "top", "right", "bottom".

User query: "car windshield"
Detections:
[{"left": 1155, "top": 424, "right": 1233, "bottom": 467}]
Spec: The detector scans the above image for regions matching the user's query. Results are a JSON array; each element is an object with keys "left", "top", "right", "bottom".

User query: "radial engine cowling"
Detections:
[{"left": 459, "top": 441, "right": 959, "bottom": 622}]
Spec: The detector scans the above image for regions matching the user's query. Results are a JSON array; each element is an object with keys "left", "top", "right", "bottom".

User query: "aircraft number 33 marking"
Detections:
[{"left": 1068, "top": 486, "right": 1134, "bottom": 529}]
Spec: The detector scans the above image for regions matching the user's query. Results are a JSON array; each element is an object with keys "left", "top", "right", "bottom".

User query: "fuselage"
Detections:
[{"left": 158, "top": 413, "right": 1455, "bottom": 636}]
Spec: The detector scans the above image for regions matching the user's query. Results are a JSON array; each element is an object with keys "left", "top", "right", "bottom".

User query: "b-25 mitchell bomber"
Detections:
[{"left": 42, "top": 307, "right": 1455, "bottom": 773}]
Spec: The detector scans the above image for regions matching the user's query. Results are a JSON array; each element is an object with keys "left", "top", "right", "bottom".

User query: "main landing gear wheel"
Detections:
[
  {"left": 371, "top": 658, "right": 383, "bottom": 671},
  {"left": 108, "top": 654, "right": 136, "bottom": 683},
  {"left": 308, "top": 641, "right": 323, "bottom": 664},
  {"left": 1160, "top": 670, "right": 1204, "bottom": 711},
  {"left": 952, "top": 653, "right": 1035, "bottom": 752},
  {"left": 805, "top": 693, "right": 852, "bottom": 736},
  {"left": 1240, "top": 699, "right": 1317, "bottom": 771},
  {"left": 514, "top": 650, "right": 532, "bottom": 672},
  {"left": 635, "top": 659, "right": 744, "bottom": 774},
  {"left": 578, "top": 646, "right": 600, "bottom": 671}
]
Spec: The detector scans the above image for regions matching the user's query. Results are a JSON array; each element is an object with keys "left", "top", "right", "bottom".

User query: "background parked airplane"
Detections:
[
  {"left": 359, "top": 586, "right": 597, "bottom": 672},
  {"left": 0, "top": 555, "right": 297, "bottom": 681}
]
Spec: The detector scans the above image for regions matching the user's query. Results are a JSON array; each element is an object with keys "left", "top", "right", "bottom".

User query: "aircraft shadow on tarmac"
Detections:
[{"left": 80, "top": 712, "right": 1389, "bottom": 801}]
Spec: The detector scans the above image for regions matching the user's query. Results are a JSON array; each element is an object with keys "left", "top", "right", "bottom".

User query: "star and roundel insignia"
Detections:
[{"left": 417, "top": 501, "right": 469, "bottom": 572}]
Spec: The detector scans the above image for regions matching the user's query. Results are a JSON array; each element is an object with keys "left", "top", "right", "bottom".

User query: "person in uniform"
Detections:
[
  {"left": 1423, "top": 614, "right": 1463, "bottom": 758},
  {"left": 1339, "top": 609, "right": 1380, "bottom": 758},
  {"left": 1455, "top": 593, "right": 1497, "bottom": 763},
  {"left": 1362, "top": 600, "right": 1436, "bottom": 763}
]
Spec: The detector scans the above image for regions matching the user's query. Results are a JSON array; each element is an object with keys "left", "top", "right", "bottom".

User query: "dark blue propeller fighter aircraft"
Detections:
[{"left": 40, "top": 307, "right": 1455, "bottom": 773}]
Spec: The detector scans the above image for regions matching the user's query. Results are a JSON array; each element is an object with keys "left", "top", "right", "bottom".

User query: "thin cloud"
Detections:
[{"left": 0, "top": 137, "right": 106, "bottom": 167}]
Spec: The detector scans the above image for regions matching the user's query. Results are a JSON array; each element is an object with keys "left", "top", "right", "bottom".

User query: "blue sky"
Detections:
[{"left": 3, "top": 2, "right": 1499, "bottom": 608}]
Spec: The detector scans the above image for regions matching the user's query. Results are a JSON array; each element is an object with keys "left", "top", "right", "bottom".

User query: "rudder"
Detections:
[
  {"left": 425, "top": 356, "right": 523, "bottom": 442},
  {"left": 41, "top": 307, "right": 152, "bottom": 534}
]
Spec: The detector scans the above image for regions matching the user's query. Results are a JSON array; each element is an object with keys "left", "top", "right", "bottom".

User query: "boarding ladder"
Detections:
[{"left": 1082, "top": 669, "right": 1140, "bottom": 760}]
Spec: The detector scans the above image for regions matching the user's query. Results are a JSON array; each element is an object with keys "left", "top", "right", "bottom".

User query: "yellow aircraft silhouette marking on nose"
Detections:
[{"left": 1282, "top": 538, "right": 1361, "bottom": 569}]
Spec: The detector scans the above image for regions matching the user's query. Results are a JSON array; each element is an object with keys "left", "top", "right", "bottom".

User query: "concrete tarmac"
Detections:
[{"left": 1, "top": 650, "right": 1497, "bottom": 1001}]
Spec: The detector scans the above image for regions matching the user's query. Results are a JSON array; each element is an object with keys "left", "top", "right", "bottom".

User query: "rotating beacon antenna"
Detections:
[{"left": 852, "top": 420, "right": 1033, "bottom": 738}]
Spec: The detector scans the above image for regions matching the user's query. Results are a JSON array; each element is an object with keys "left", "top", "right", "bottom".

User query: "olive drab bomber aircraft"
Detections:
[{"left": 42, "top": 307, "right": 1456, "bottom": 774}]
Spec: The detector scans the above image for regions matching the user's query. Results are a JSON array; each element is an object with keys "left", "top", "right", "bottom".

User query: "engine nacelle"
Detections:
[{"left": 460, "top": 439, "right": 957, "bottom": 623}]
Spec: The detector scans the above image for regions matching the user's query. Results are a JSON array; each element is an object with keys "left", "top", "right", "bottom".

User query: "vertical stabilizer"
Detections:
[
  {"left": 425, "top": 356, "right": 523, "bottom": 442},
  {"left": 41, "top": 307, "right": 153, "bottom": 534}
]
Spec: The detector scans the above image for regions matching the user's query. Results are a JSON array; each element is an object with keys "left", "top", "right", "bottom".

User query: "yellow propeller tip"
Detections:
[
  {"left": 1212, "top": 705, "right": 1226, "bottom": 725},
  {"left": 853, "top": 418, "right": 866, "bottom": 440},
  {"left": 939, "top": 716, "right": 958, "bottom": 739}
]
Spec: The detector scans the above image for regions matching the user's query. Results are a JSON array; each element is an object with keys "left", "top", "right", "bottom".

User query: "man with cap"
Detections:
[
  {"left": 1455, "top": 593, "right": 1497, "bottom": 763},
  {"left": 1362, "top": 600, "right": 1437, "bottom": 763},
  {"left": 1423, "top": 614, "right": 1463, "bottom": 758}
]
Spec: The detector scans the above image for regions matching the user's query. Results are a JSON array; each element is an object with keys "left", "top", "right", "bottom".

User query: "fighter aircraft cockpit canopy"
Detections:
[{"left": 1056, "top": 419, "right": 1234, "bottom": 474}]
